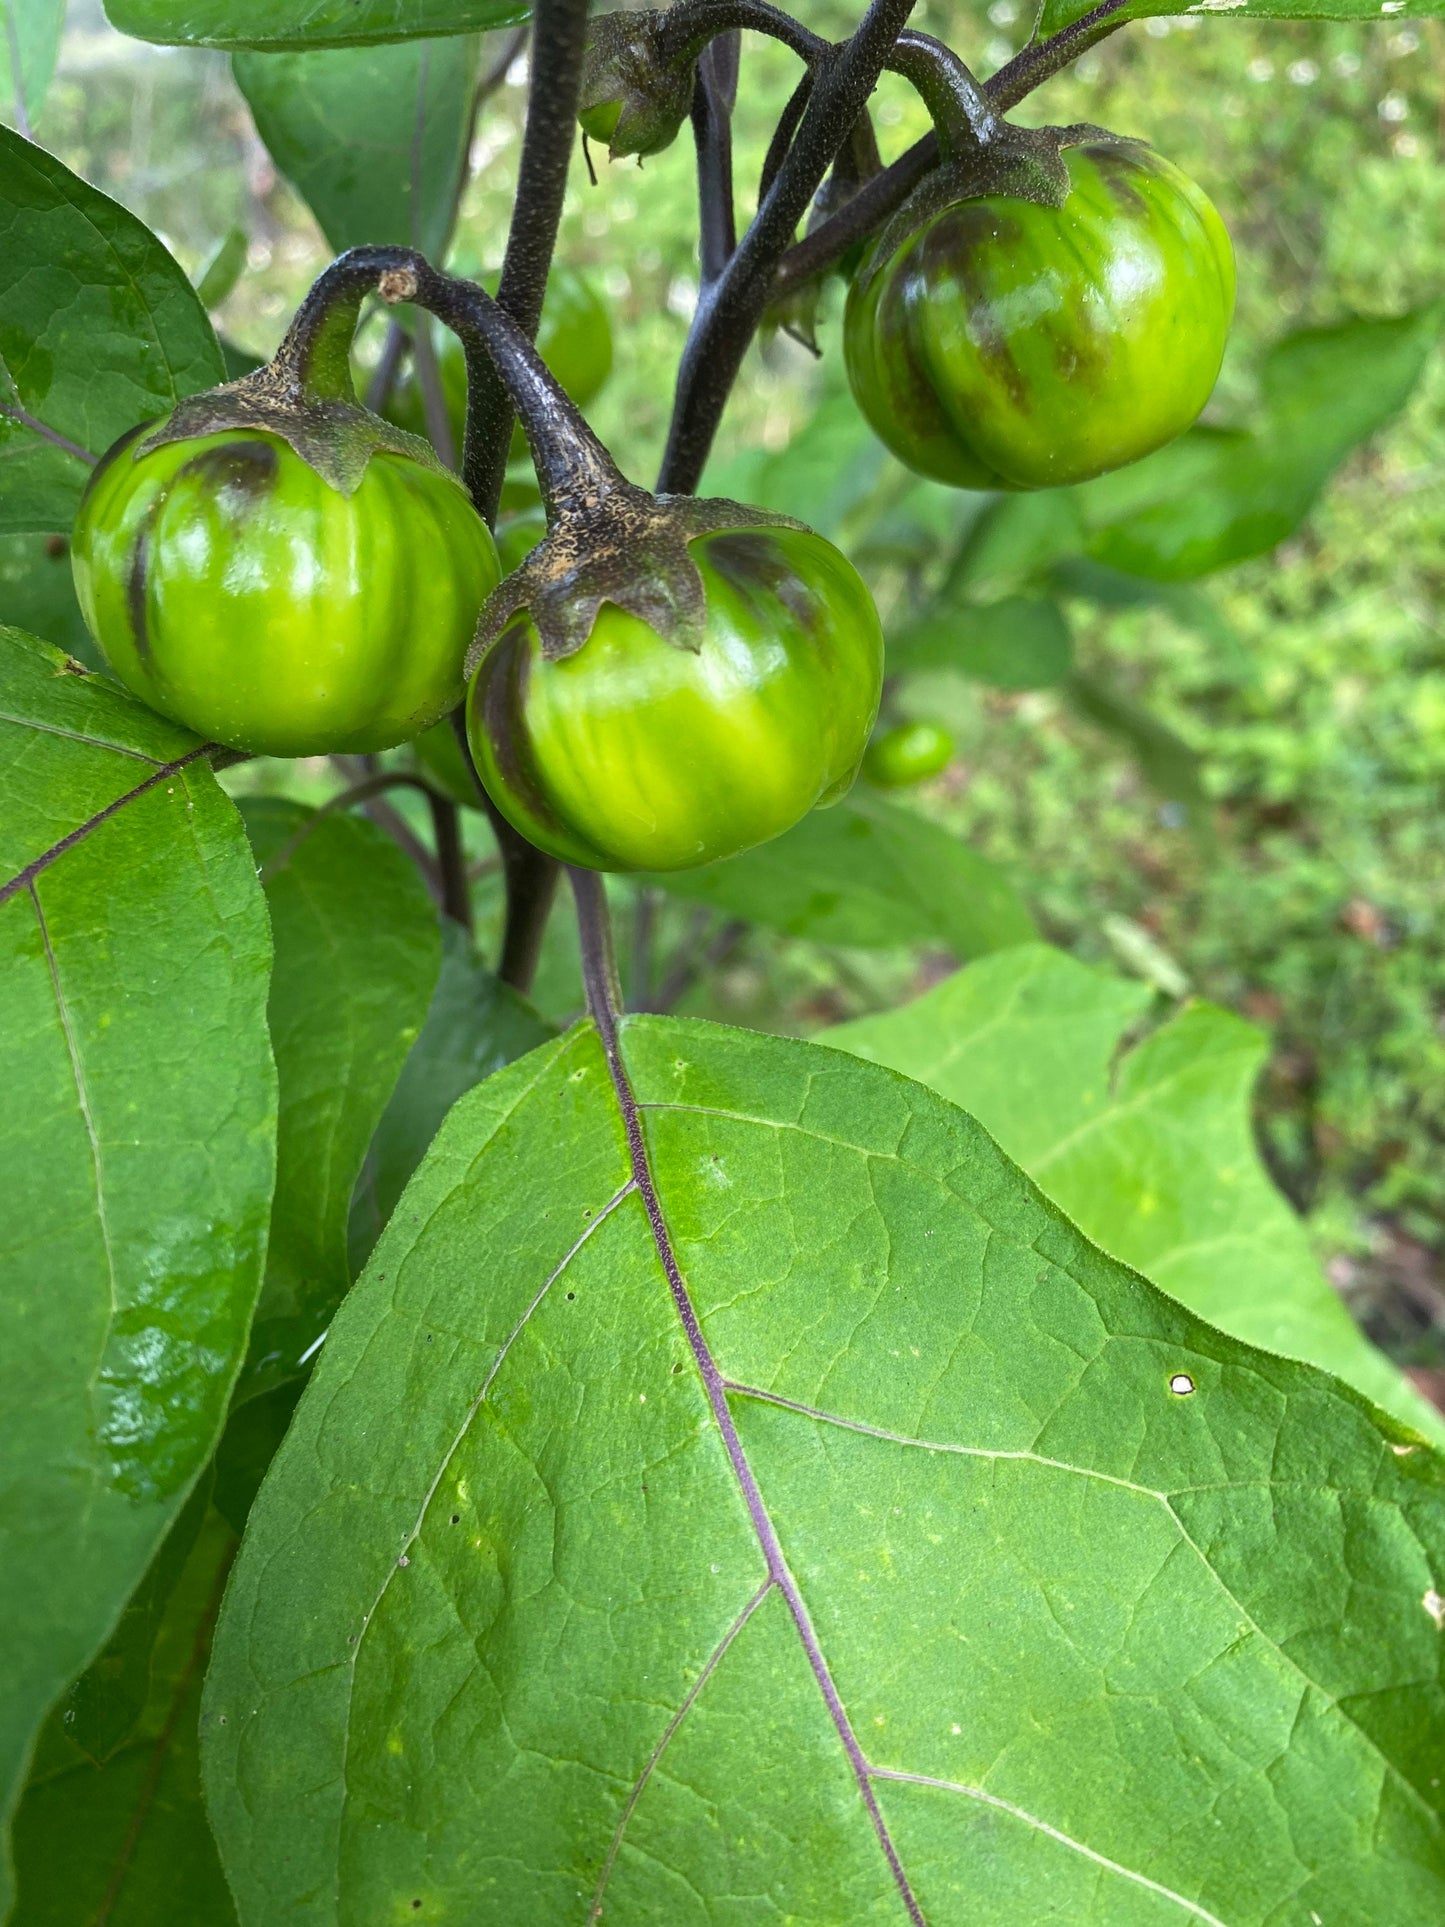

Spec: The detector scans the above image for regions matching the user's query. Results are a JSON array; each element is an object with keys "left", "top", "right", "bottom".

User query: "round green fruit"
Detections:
[
  {"left": 467, "top": 526, "right": 883, "bottom": 872},
  {"left": 864, "top": 720, "right": 955, "bottom": 788},
  {"left": 72, "top": 425, "right": 500, "bottom": 757},
  {"left": 386, "top": 268, "right": 613, "bottom": 458},
  {"left": 843, "top": 140, "right": 1234, "bottom": 491}
]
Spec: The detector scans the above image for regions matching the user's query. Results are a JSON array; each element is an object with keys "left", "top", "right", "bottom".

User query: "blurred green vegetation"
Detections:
[{"left": 15, "top": 0, "right": 1445, "bottom": 1364}]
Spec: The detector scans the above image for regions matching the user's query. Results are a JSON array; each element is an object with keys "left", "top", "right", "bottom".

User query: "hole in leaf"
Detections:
[{"left": 1169, "top": 1373, "right": 1196, "bottom": 1396}]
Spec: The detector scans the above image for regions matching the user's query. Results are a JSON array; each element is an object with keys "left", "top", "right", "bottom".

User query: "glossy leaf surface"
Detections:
[
  {"left": 349, "top": 915, "right": 554, "bottom": 1272},
  {"left": 237, "top": 798, "right": 440, "bottom": 1404},
  {"left": 106, "top": 0, "right": 528, "bottom": 49},
  {"left": 0, "top": 129, "right": 224, "bottom": 535},
  {"left": 650, "top": 789, "right": 1036, "bottom": 955},
  {"left": 827, "top": 942, "right": 1444, "bottom": 1441},
  {"left": 234, "top": 36, "right": 482, "bottom": 260},
  {"left": 205, "top": 1015, "right": 1445, "bottom": 1922},
  {"left": 1040, "top": 0, "right": 1445, "bottom": 36},
  {"left": 0, "top": 628, "right": 273, "bottom": 1912},
  {"left": 12, "top": 1508, "right": 238, "bottom": 1925}
]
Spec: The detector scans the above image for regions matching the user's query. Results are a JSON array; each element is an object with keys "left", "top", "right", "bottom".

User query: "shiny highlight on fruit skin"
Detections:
[
  {"left": 72, "top": 426, "right": 500, "bottom": 758},
  {"left": 844, "top": 140, "right": 1235, "bottom": 492},
  {"left": 467, "top": 527, "right": 884, "bottom": 873}
]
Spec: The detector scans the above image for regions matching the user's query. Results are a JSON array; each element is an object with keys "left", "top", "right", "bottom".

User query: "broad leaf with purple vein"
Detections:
[{"left": 203, "top": 1014, "right": 1445, "bottom": 1923}]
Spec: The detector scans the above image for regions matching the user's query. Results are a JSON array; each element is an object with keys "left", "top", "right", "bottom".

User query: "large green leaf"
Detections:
[
  {"left": 236, "top": 798, "right": 440, "bottom": 1406},
  {"left": 651, "top": 789, "right": 1037, "bottom": 956},
  {"left": 1039, "top": 0, "right": 1445, "bottom": 36},
  {"left": 0, "top": 532, "right": 95, "bottom": 666},
  {"left": 0, "top": 627, "right": 274, "bottom": 1914},
  {"left": 1073, "top": 308, "right": 1442, "bottom": 582},
  {"left": 348, "top": 914, "right": 554, "bottom": 1272},
  {"left": 234, "top": 36, "right": 482, "bottom": 260},
  {"left": 826, "top": 943, "right": 1443, "bottom": 1442},
  {"left": 0, "top": 129, "right": 224, "bottom": 536},
  {"left": 889, "top": 594, "right": 1073, "bottom": 690},
  {"left": 106, "top": 0, "right": 527, "bottom": 51},
  {"left": 204, "top": 1015, "right": 1445, "bottom": 1921},
  {"left": 12, "top": 1506, "right": 238, "bottom": 1926},
  {"left": 0, "top": 1, "right": 64, "bottom": 132}
]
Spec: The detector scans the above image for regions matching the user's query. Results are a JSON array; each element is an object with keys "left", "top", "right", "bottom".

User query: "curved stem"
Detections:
[
  {"left": 884, "top": 30, "right": 995, "bottom": 152},
  {"left": 465, "top": 0, "right": 592, "bottom": 527},
  {"left": 653, "top": 0, "right": 828, "bottom": 69},
  {"left": 450, "top": 709, "right": 559, "bottom": 993},
  {"left": 288, "top": 246, "right": 627, "bottom": 525},
  {"left": 693, "top": 34, "right": 739, "bottom": 286},
  {"left": 987, "top": 0, "right": 1130, "bottom": 115},
  {"left": 758, "top": 67, "right": 814, "bottom": 204}
]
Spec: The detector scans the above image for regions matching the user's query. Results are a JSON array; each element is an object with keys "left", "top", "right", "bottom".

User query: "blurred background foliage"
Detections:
[{"left": 8, "top": 0, "right": 1445, "bottom": 1375}]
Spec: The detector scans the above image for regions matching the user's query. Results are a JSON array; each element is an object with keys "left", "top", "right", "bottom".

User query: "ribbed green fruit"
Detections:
[
  {"left": 844, "top": 140, "right": 1235, "bottom": 491},
  {"left": 467, "top": 526, "right": 883, "bottom": 872},
  {"left": 72, "top": 425, "right": 499, "bottom": 757}
]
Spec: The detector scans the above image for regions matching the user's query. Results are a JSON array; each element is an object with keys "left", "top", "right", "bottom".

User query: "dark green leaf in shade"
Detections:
[
  {"left": 12, "top": 1508, "right": 239, "bottom": 1926},
  {"left": 218, "top": 337, "right": 264, "bottom": 381},
  {"left": 1, "top": 0, "right": 65, "bottom": 133},
  {"left": 106, "top": 0, "right": 529, "bottom": 52},
  {"left": 650, "top": 787, "right": 1036, "bottom": 957},
  {"left": 1040, "top": 0, "right": 1445, "bottom": 40},
  {"left": 235, "top": 798, "right": 440, "bottom": 1405},
  {"left": 203, "top": 1017, "right": 1445, "bottom": 1923},
  {"left": 1072, "top": 306, "right": 1442, "bottom": 582},
  {"left": 825, "top": 942, "right": 1445, "bottom": 1442},
  {"left": 0, "top": 531, "right": 98, "bottom": 666},
  {"left": 1066, "top": 669, "right": 1213, "bottom": 837},
  {"left": 211, "top": 1383, "right": 305, "bottom": 1536},
  {"left": 348, "top": 914, "right": 554, "bottom": 1273},
  {"left": 0, "top": 627, "right": 274, "bottom": 1914},
  {"left": 890, "top": 594, "right": 1073, "bottom": 689},
  {"left": 55, "top": 1473, "right": 213, "bottom": 1767},
  {"left": 0, "top": 128, "right": 224, "bottom": 535},
  {"left": 233, "top": 36, "right": 482, "bottom": 260}
]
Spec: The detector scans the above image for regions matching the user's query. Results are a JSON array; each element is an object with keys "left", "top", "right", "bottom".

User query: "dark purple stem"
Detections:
[{"left": 569, "top": 867, "right": 927, "bottom": 1926}]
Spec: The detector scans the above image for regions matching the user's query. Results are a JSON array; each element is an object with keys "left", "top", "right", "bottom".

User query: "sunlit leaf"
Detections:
[
  {"left": 204, "top": 1016, "right": 1445, "bottom": 1923},
  {"left": 106, "top": 0, "right": 528, "bottom": 51}
]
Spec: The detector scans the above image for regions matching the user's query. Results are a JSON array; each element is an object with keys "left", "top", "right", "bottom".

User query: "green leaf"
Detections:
[
  {"left": 204, "top": 1015, "right": 1445, "bottom": 1922},
  {"left": 0, "top": 128, "right": 224, "bottom": 537},
  {"left": 106, "top": 0, "right": 528, "bottom": 51},
  {"left": 0, "top": 531, "right": 97, "bottom": 666},
  {"left": 0, "top": 0, "right": 64, "bottom": 132},
  {"left": 234, "top": 36, "right": 483, "bottom": 260},
  {"left": 348, "top": 914, "right": 554, "bottom": 1273},
  {"left": 193, "top": 225, "right": 248, "bottom": 310},
  {"left": 1074, "top": 307, "right": 1442, "bottom": 582},
  {"left": 235, "top": 798, "right": 440, "bottom": 1405},
  {"left": 12, "top": 1507, "right": 238, "bottom": 1926},
  {"left": 53, "top": 1474, "right": 213, "bottom": 1768},
  {"left": 650, "top": 789, "right": 1037, "bottom": 957},
  {"left": 0, "top": 627, "right": 274, "bottom": 1914},
  {"left": 825, "top": 942, "right": 1445, "bottom": 1443},
  {"left": 1066, "top": 669, "right": 1213, "bottom": 835},
  {"left": 1039, "top": 0, "right": 1445, "bottom": 35},
  {"left": 947, "top": 489, "right": 1084, "bottom": 601},
  {"left": 890, "top": 595, "right": 1073, "bottom": 689}
]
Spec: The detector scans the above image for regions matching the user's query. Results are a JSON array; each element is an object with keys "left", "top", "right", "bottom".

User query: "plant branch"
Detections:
[
  {"left": 884, "top": 29, "right": 994, "bottom": 150},
  {"left": 465, "top": 0, "right": 591, "bottom": 527},
  {"left": 692, "top": 33, "right": 740, "bottom": 285},
  {"left": 448, "top": 709, "right": 558, "bottom": 993},
  {"left": 758, "top": 67, "right": 814, "bottom": 204},
  {"left": 658, "top": 0, "right": 920, "bottom": 495},
  {"left": 654, "top": 0, "right": 827, "bottom": 68},
  {"left": 427, "top": 790, "right": 473, "bottom": 930},
  {"left": 260, "top": 769, "right": 450, "bottom": 884},
  {"left": 773, "top": 0, "right": 1131, "bottom": 298}
]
